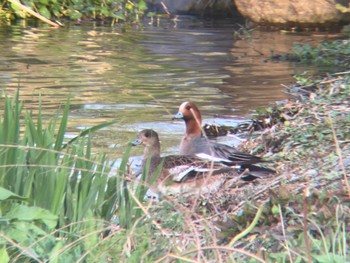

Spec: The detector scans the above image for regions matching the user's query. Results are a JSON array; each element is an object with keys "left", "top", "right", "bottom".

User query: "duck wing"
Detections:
[
  {"left": 208, "top": 141, "right": 263, "bottom": 165},
  {"left": 162, "top": 155, "right": 233, "bottom": 182}
]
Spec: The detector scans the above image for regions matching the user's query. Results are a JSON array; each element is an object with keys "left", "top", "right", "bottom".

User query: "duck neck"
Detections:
[
  {"left": 143, "top": 142, "right": 162, "bottom": 171},
  {"left": 185, "top": 117, "right": 202, "bottom": 137}
]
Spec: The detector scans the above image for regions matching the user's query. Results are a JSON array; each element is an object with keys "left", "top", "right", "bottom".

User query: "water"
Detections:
[{"left": 0, "top": 17, "right": 336, "bottom": 158}]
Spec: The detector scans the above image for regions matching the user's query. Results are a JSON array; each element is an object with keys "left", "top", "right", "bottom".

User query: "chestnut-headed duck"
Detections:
[
  {"left": 173, "top": 101, "right": 275, "bottom": 175},
  {"left": 132, "top": 129, "right": 243, "bottom": 195}
]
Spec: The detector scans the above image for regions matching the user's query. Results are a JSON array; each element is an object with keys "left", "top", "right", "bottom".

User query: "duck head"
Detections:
[
  {"left": 173, "top": 101, "right": 203, "bottom": 137},
  {"left": 132, "top": 129, "right": 159, "bottom": 147},
  {"left": 173, "top": 101, "right": 202, "bottom": 122}
]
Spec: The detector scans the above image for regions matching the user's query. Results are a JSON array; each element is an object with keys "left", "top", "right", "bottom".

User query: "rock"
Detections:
[
  {"left": 145, "top": 0, "right": 349, "bottom": 25},
  {"left": 234, "top": 0, "right": 350, "bottom": 24},
  {"left": 145, "top": 0, "right": 239, "bottom": 17}
]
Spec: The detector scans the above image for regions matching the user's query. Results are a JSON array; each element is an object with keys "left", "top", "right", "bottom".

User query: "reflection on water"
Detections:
[{"left": 0, "top": 18, "right": 336, "bottom": 157}]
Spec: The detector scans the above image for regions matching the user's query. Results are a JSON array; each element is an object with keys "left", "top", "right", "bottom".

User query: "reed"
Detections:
[{"left": 0, "top": 93, "right": 121, "bottom": 260}]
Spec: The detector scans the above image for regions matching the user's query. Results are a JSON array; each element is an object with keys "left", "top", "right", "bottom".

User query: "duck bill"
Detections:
[
  {"left": 131, "top": 138, "right": 142, "bottom": 146},
  {"left": 172, "top": 111, "right": 184, "bottom": 120}
]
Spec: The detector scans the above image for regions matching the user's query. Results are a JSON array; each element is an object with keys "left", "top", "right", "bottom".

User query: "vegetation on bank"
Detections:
[
  {"left": 271, "top": 39, "right": 350, "bottom": 71},
  {"left": 0, "top": 39, "right": 349, "bottom": 261},
  {"left": 0, "top": 94, "right": 150, "bottom": 261},
  {"left": 0, "top": 0, "right": 148, "bottom": 25}
]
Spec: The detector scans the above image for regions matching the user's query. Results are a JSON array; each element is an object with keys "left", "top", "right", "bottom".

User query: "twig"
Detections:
[
  {"left": 156, "top": 246, "right": 266, "bottom": 263},
  {"left": 332, "top": 70, "right": 350, "bottom": 76},
  {"left": 302, "top": 188, "right": 312, "bottom": 263},
  {"left": 0, "top": 232, "right": 43, "bottom": 263},
  {"left": 278, "top": 204, "right": 293, "bottom": 263},
  {"left": 328, "top": 112, "right": 350, "bottom": 198},
  {"left": 160, "top": 1, "right": 172, "bottom": 16},
  {"left": 7, "top": 0, "right": 61, "bottom": 27}
]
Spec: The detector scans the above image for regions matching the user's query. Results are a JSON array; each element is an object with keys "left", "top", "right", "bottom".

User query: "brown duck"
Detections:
[
  {"left": 173, "top": 101, "right": 275, "bottom": 176},
  {"left": 132, "top": 129, "right": 243, "bottom": 195}
]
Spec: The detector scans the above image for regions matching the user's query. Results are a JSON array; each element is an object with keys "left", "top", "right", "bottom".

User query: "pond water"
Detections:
[{"left": 0, "top": 17, "right": 336, "bottom": 158}]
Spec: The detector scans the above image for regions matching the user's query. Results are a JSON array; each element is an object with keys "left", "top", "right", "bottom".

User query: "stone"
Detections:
[
  {"left": 234, "top": 0, "right": 350, "bottom": 24},
  {"left": 145, "top": 0, "right": 238, "bottom": 17}
]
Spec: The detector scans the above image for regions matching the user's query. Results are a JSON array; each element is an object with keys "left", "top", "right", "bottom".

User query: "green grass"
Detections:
[
  {"left": 0, "top": 92, "right": 174, "bottom": 262},
  {"left": 0, "top": 93, "right": 124, "bottom": 261}
]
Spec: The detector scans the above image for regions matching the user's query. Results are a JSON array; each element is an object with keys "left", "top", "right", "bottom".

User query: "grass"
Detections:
[
  {"left": 270, "top": 39, "right": 350, "bottom": 72},
  {"left": 0, "top": 42, "right": 349, "bottom": 261},
  {"left": 228, "top": 70, "right": 350, "bottom": 262},
  {"left": 0, "top": 92, "right": 123, "bottom": 261}
]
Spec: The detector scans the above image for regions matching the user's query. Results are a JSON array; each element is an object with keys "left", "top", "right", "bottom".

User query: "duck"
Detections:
[
  {"left": 173, "top": 101, "right": 275, "bottom": 176},
  {"left": 132, "top": 129, "right": 242, "bottom": 195}
]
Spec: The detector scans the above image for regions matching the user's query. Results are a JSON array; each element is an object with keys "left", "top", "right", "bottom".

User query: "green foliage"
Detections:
[
  {"left": 0, "top": 0, "right": 148, "bottom": 22},
  {"left": 336, "top": 3, "right": 350, "bottom": 13},
  {"left": 0, "top": 72, "right": 348, "bottom": 260},
  {"left": 115, "top": 143, "right": 160, "bottom": 230},
  {"left": 269, "top": 195, "right": 350, "bottom": 262},
  {"left": 0, "top": 93, "right": 121, "bottom": 261},
  {"left": 0, "top": 92, "right": 178, "bottom": 262},
  {"left": 272, "top": 40, "right": 350, "bottom": 71},
  {"left": 292, "top": 41, "right": 350, "bottom": 68}
]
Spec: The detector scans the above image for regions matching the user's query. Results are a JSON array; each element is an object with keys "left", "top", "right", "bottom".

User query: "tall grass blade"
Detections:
[
  {"left": 54, "top": 99, "right": 69, "bottom": 152},
  {"left": 63, "top": 120, "right": 118, "bottom": 149}
]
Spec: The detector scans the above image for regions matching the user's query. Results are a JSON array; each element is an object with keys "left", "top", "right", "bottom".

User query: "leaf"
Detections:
[
  {"left": 4, "top": 205, "right": 58, "bottom": 229},
  {"left": 113, "top": 11, "right": 125, "bottom": 20},
  {"left": 100, "top": 7, "right": 110, "bottom": 16},
  {"left": 63, "top": 120, "right": 117, "bottom": 148},
  {"left": 312, "top": 254, "right": 345, "bottom": 263},
  {"left": 39, "top": 0, "right": 49, "bottom": 6},
  {"left": 54, "top": 99, "right": 69, "bottom": 151},
  {"left": 0, "top": 187, "right": 27, "bottom": 201},
  {"left": 125, "top": 1, "right": 134, "bottom": 11},
  {"left": 0, "top": 248, "right": 9, "bottom": 263},
  {"left": 138, "top": 0, "right": 147, "bottom": 11},
  {"left": 68, "top": 10, "right": 82, "bottom": 20},
  {"left": 39, "top": 6, "right": 51, "bottom": 19},
  {"left": 10, "top": 2, "right": 27, "bottom": 18}
]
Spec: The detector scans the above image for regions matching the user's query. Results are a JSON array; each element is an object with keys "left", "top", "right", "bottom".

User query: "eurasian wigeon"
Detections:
[
  {"left": 132, "top": 129, "right": 244, "bottom": 195},
  {"left": 173, "top": 101, "right": 275, "bottom": 175}
]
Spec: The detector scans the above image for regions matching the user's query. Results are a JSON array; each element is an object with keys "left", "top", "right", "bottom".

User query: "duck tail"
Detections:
[{"left": 239, "top": 164, "right": 276, "bottom": 181}]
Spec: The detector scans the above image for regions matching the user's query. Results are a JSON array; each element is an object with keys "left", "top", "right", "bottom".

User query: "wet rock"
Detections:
[{"left": 234, "top": 0, "right": 350, "bottom": 24}]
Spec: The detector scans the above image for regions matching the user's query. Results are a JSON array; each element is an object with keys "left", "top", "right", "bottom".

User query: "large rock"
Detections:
[{"left": 234, "top": 0, "right": 350, "bottom": 24}]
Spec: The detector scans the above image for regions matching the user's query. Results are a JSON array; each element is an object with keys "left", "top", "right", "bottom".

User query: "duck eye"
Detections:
[{"left": 186, "top": 106, "right": 191, "bottom": 111}]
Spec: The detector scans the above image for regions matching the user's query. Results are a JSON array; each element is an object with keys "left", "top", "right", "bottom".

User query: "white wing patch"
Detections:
[
  {"left": 195, "top": 153, "right": 242, "bottom": 169},
  {"left": 170, "top": 165, "right": 196, "bottom": 182},
  {"left": 195, "top": 153, "right": 230, "bottom": 162}
]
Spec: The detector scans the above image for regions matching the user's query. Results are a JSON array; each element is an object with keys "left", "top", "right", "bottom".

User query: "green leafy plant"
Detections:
[
  {"left": 0, "top": 93, "right": 121, "bottom": 260},
  {"left": 271, "top": 40, "right": 350, "bottom": 71},
  {"left": 1, "top": 0, "right": 148, "bottom": 23}
]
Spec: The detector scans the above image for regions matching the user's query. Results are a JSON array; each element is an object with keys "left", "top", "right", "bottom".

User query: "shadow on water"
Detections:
[{"left": 0, "top": 17, "right": 340, "bottom": 157}]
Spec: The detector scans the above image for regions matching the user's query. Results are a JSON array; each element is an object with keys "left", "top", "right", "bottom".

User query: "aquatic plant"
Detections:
[{"left": 271, "top": 39, "right": 350, "bottom": 71}]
